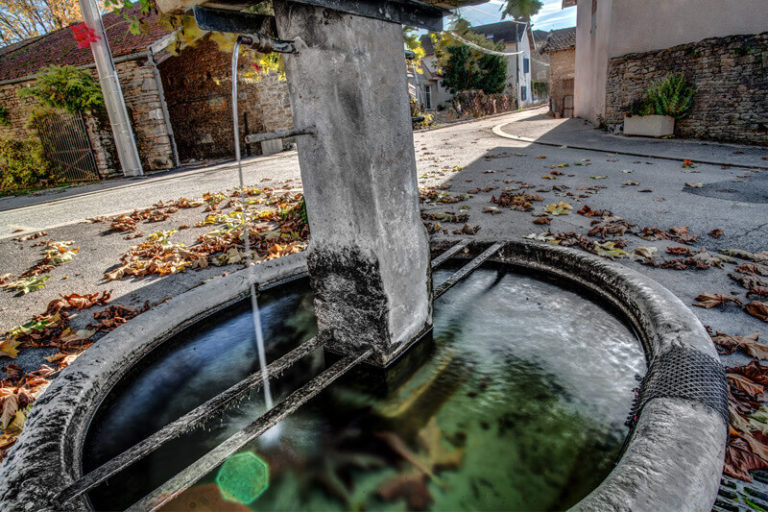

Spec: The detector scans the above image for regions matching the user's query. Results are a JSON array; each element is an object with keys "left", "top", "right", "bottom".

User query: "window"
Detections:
[
  {"left": 523, "top": 57, "right": 530, "bottom": 74},
  {"left": 424, "top": 85, "right": 432, "bottom": 110},
  {"left": 521, "top": 86, "right": 527, "bottom": 101}
]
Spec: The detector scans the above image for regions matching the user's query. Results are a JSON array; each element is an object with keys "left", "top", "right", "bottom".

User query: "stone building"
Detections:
[
  {"left": 540, "top": 27, "right": 576, "bottom": 118},
  {"left": 0, "top": 6, "right": 292, "bottom": 178},
  {"left": 566, "top": 0, "right": 768, "bottom": 145}
]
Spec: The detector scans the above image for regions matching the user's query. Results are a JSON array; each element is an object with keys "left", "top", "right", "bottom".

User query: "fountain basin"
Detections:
[{"left": 0, "top": 241, "right": 727, "bottom": 511}]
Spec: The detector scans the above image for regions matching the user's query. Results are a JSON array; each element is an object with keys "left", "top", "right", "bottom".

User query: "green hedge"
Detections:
[{"left": 0, "top": 138, "right": 54, "bottom": 191}]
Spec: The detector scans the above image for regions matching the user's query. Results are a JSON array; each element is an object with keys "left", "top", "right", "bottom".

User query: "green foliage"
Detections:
[
  {"left": 625, "top": 73, "right": 695, "bottom": 120},
  {"left": 0, "top": 106, "right": 9, "bottom": 126},
  {"left": 19, "top": 65, "right": 104, "bottom": 114},
  {"left": 502, "top": 0, "right": 543, "bottom": 20},
  {"left": 646, "top": 73, "right": 695, "bottom": 120},
  {"left": 103, "top": 0, "right": 156, "bottom": 34},
  {"left": 438, "top": 21, "right": 508, "bottom": 95},
  {"left": 0, "top": 138, "right": 54, "bottom": 191}
]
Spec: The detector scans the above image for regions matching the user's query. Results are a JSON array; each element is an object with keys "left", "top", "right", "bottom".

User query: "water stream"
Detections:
[{"left": 231, "top": 38, "right": 275, "bottom": 414}]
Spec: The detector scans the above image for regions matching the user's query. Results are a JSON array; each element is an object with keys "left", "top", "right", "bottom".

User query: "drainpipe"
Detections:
[
  {"left": 148, "top": 49, "right": 180, "bottom": 168},
  {"left": 78, "top": 0, "right": 143, "bottom": 177}
]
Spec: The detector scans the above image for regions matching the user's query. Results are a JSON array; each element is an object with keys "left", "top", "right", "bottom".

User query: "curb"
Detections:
[{"left": 492, "top": 123, "right": 768, "bottom": 170}]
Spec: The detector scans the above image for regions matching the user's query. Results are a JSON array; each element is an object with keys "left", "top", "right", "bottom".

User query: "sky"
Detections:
[{"left": 453, "top": 0, "right": 577, "bottom": 33}]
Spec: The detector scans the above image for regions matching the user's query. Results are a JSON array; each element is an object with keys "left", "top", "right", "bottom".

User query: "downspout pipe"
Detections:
[
  {"left": 148, "top": 49, "right": 180, "bottom": 168},
  {"left": 78, "top": 0, "right": 143, "bottom": 177}
]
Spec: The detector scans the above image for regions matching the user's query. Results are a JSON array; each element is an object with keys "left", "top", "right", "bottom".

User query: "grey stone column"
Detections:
[{"left": 274, "top": 1, "right": 432, "bottom": 366}]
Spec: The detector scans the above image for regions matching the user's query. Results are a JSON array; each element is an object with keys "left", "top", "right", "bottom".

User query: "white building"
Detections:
[
  {"left": 566, "top": 0, "right": 768, "bottom": 124},
  {"left": 473, "top": 21, "right": 534, "bottom": 107}
]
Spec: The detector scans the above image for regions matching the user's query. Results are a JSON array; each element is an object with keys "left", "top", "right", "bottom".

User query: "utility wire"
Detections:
[{"left": 446, "top": 31, "right": 524, "bottom": 56}]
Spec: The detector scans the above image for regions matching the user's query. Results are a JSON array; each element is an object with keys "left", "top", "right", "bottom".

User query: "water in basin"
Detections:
[{"left": 83, "top": 265, "right": 645, "bottom": 511}]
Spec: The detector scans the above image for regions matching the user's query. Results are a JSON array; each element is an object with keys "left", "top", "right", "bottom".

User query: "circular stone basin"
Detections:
[
  {"left": 84, "top": 266, "right": 644, "bottom": 511},
  {"left": 0, "top": 242, "right": 728, "bottom": 512}
]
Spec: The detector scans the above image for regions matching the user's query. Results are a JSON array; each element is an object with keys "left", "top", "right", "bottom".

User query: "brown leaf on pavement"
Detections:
[
  {"left": 748, "top": 287, "right": 768, "bottom": 299},
  {"left": 728, "top": 373, "right": 765, "bottom": 398},
  {"left": 746, "top": 301, "right": 768, "bottom": 322},
  {"left": 576, "top": 205, "right": 612, "bottom": 217},
  {"left": 693, "top": 293, "right": 743, "bottom": 310},
  {"left": 725, "top": 436, "right": 768, "bottom": 481},
  {"left": 712, "top": 332, "right": 766, "bottom": 358},
  {"left": 709, "top": 229, "right": 725, "bottom": 239},
  {"left": 533, "top": 217, "right": 551, "bottom": 225},
  {"left": 737, "top": 264, "right": 768, "bottom": 277}
]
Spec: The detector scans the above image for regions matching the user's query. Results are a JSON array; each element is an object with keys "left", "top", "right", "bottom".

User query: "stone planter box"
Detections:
[{"left": 623, "top": 115, "right": 674, "bottom": 137}]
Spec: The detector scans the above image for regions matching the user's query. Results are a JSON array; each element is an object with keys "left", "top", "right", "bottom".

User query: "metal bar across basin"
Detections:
[
  {"left": 129, "top": 349, "right": 373, "bottom": 511},
  {"left": 433, "top": 242, "right": 505, "bottom": 299},
  {"left": 56, "top": 335, "right": 327, "bottom": 505},
  {"left": 57, "top": 242, "right": 478, "bottom": 506}
]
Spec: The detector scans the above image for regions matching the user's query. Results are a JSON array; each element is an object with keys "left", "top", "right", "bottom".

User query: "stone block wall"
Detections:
[
  {"left": 0, "top": 57, "right": 175, "bottom": 178},
  {"left": 548, "top": 48, "right": 575, "bottom": 118},
  {"left": 605, "top": 32, "right": 768, "bottom": 145},
  {"left": 158, "top": 37, "right": 293, "bottom": 164},
  {"left": 456, "top": 90, "right": 517, "bottom": 117},
  {"left": 118, "top": 59, "right": 175, "bottom": 171}
]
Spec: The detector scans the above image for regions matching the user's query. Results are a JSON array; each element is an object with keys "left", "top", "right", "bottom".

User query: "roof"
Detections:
[
  {"left": 0, "top": 5, "right": 172, "bottom": 82},
  {"left": 539, "top": 26, "right": 576, "bottom": 53},
  {"left": 472, "top": 20, "right": 526, "bottom": 45},
  {"left": 532, "top": 29, "right": 548, "bottom": 42}
]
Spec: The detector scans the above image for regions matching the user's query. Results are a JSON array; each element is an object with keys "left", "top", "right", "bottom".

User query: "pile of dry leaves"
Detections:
[{"left": 0, "top": 291, "right": 153, "bottom": 461}]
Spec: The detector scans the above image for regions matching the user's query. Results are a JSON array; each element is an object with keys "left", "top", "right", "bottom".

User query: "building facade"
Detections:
[
  {"left": 568, "top": 0, "right": 768, "bottom": 144},
  {"left": 0, "top": 6, "right": 293, "bottom": 178},
  {"left": 540, "top": 27, "right": 576, "bottom": 118}
]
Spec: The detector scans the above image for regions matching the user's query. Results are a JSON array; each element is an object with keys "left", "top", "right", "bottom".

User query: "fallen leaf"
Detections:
[
  {"left": 0, "top": 339, "right": 21, "bottom": 359},
  {"left": 725, "top": 436, "right": 768, "bottom": 481},
  {"left": 533, "top": 217, "right": 552, "bottom": 225},
  {"left": 693, "top": 293, "right": 743, "bottom": 310},
  {"left": 685, "top": 182, "right": 703, "bottom": 188},
  {"left": 729, "top": 373, "right": 765, "bottom": 398},
  {"left": 631, "top": 246, "right": 658, "bottom": 261},
  {"left": 746, "top": 302, "right": 768, "bottom": 322}
]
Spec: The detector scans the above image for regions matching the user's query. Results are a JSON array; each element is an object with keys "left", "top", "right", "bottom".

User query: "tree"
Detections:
[
  {"left": 501, "top": 0, "right": 544, "bottom": 22},
  {"left": 0, "top": 0, "right": 83, "bottom": 45},
  {"left": 436, "top": 19, "right": 508, "bottom": 95},
  {"left": 502, "top": 0, "right": 543, "bottom": 50}
]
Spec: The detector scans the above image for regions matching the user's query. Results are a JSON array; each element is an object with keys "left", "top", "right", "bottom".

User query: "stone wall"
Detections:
[
  {"left": 456, "top": 90, "right": 517, "bottom": 118},
  {"left": 118, "top": 59, "right": 175, "bottom": 171},
  {"left": 605, "top": 32, "right": 768, "bottom": 145},
  {"left": 158, "top": 37, "right": 293, "bottom": 163},
  {"left": 0, "top": 57, "right": 175, "bottom": 178},
  {"left": 547, "top": 48, "right": 575, "bottom": 118}
]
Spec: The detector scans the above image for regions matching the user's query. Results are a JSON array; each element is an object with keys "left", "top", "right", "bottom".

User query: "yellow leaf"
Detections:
[{"left": 0, "top": 339, "right": 21, "bottom": 359}]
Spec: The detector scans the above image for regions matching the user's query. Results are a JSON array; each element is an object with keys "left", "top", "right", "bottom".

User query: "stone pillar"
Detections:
[{"left": 274, "top": 1, "right": 432, "bottom": 366}]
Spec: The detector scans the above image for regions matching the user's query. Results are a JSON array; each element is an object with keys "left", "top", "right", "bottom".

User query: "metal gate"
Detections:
[{"left": 36, "top": 112, "right": 101, "bottom": 183}]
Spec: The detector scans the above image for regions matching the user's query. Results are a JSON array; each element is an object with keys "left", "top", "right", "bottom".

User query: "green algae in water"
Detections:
[{"left": 162, "top": 269, "right": 644, "bottom": 512}]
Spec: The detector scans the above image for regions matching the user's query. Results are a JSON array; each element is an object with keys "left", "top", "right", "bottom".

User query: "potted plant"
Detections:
[{"left": 623, "top": 73, "right": 695, "bottom": 137}]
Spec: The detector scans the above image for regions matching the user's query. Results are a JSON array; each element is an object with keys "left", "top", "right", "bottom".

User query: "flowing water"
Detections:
[
  {"left": 232, "top": 38, "right": 275, "bottom": 413},
  {"left": 83, "top": 266, "right": 645, "bottom": 511}
]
